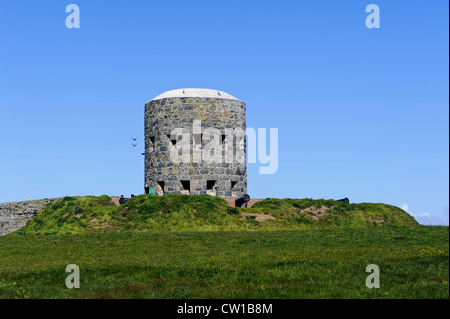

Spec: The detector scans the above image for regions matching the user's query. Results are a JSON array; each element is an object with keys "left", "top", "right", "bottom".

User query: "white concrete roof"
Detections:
[{"left": 150, "top": 88, "right": 241, "bottom": 102}]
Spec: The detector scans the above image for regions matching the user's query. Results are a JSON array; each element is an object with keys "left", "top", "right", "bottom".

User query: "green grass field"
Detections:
[{"left": 1, "top": 227, "right": 448, "bottom": 299}]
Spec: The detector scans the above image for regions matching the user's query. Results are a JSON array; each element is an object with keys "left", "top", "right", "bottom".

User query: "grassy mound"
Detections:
[
  {"left": 16, "top": 195, "right": 418, "bottom": 235},
  {"left": 249, "top": 198, "right": 419, "bottom": 227}
]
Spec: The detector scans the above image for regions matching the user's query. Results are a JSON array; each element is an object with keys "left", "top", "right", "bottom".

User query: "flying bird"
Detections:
[
  {"left": 132, "top": 143, "right": 138, "bottom": 147},
  {"left": 131, "top": 137, "right": 137, "bottom": 141}
]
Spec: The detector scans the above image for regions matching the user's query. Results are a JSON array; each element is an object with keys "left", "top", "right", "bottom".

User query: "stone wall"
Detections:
[
  {"left": 0, "top": 198, "right": 60, "bottom": 236},
  {"left": 222, "top": 197, "right": 237, "bottom": 207},
  {"left": 145, "top": 93, "right": 247, "bottom": 198}
]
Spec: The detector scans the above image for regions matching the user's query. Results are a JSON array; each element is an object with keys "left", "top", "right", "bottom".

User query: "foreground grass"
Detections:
[{"left": 0, "top": 227, "right": 448, "bottom": 299}]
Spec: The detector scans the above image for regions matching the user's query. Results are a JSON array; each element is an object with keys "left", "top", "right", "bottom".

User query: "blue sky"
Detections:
[{"left": 0, "top": 0, "right": 448, "bottom": 225}]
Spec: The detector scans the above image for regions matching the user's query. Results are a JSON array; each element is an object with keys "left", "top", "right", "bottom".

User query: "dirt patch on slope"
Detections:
[
  {"left": 368, "top": 217, "right": 385, "bottom": 225},
  {"left": 300, "top": 206, "right": 330, "bottom": 221},
  {"left": 240, "top": 213, "right": 276, "bottom": 222},
  {"left": 111, "top": 197, "right": 121, "bottom": 206},
  {"left": 89, "top": 218, "right": 100, "bottom": 225}
]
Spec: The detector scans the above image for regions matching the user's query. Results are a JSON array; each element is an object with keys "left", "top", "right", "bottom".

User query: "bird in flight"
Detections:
[
  {"left": 132, "top": 143, "right": 138, "bottom": 147},
  {"left": 131, "top": 137, "right": 137, "bottom": 141}
]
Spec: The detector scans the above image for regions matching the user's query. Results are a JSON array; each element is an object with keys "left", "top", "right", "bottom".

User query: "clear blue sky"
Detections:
[{"left": 0, "top": 0, "right": 448, "bottom": 225}]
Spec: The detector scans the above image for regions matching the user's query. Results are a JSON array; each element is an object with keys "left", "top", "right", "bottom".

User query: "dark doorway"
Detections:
[
  {"left": 157, "top": 181, "right": 165, "bottom": 196},
  {"left": 231, "top": 181, "right": 238, "bottom": 197},
  {"left": 207, "top": 180, "right": 217, "bottom": 196},
  {"left": 180, "top": 180, "right": 190, "bottom": 194}
]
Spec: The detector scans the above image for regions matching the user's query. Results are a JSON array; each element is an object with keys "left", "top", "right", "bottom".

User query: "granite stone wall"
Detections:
[
  {"left": 145, "top": 96, "right": 247, "bottom": 197},
  {"left": 0, "top": 198, "right": 59, "bottom": 236}
]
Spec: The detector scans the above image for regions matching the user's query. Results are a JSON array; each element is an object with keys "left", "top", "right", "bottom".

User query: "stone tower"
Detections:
[{"left": 144, "top": 88, "right": 247, "bottom": 197}]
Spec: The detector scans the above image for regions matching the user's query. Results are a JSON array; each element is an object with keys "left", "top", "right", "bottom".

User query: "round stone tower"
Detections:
[{"left": 144, "top": 88, "right": 247, "bottom": 198}]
